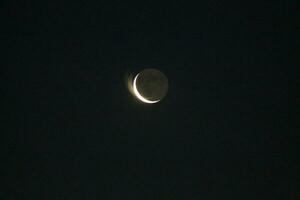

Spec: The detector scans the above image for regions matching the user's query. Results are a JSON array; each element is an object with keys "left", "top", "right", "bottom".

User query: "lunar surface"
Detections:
[{"left": 132, "top": 68, "right": 168, "bottom": 103}]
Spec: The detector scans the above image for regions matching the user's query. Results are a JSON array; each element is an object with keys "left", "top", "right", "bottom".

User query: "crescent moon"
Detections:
[{"left": 133, "top": 74, "right": 160, "bottom": 104}]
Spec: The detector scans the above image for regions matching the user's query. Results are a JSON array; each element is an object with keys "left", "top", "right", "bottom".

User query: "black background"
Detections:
[{"left": 2, "top": 1, "right": 297, "bottom": 199}]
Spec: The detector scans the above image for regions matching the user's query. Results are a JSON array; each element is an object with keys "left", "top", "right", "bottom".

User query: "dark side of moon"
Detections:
[{"left": 136, "top": 69, "right": 168, "bottom": 101}]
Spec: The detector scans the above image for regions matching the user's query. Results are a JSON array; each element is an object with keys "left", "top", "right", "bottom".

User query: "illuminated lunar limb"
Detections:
[{"left": 133, "top": 74, "right": 160, "bottom": 104}]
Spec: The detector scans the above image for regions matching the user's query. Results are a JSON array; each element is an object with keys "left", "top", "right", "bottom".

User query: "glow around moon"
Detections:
[{"left": 133, "top": 74, "right": 160, "bottom": 104}]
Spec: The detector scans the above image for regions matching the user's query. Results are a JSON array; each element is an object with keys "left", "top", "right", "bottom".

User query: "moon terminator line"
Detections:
[{"left": 130, "top": 68, "right": 168, "bottom": 104}]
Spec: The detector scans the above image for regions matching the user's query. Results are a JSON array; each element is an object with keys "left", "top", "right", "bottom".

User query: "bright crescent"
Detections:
[{"left": 133, "top": 74, "right": 160, "bottom": 104}]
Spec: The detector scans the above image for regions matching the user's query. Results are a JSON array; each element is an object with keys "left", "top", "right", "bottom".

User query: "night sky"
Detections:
[{"left": 2, "top": 1, "right": 297, "bottom": 199}]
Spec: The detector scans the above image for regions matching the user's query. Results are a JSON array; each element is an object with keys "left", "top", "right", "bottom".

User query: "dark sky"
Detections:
[{"left": 2, "top": 1, "right": 297, "bottom": 199}]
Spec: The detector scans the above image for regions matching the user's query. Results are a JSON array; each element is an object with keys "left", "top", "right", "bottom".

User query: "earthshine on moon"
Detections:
[{"left": 131, "top": 68, "right": 168, "bottom": 104}]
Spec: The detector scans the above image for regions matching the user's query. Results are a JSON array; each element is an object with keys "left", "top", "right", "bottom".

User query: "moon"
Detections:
[
  {"left": 132, "top": 68, "right": 168, "bottom": 104},
  {"left": 133, "top": 74, "right": 159, "bottom": 104}
]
